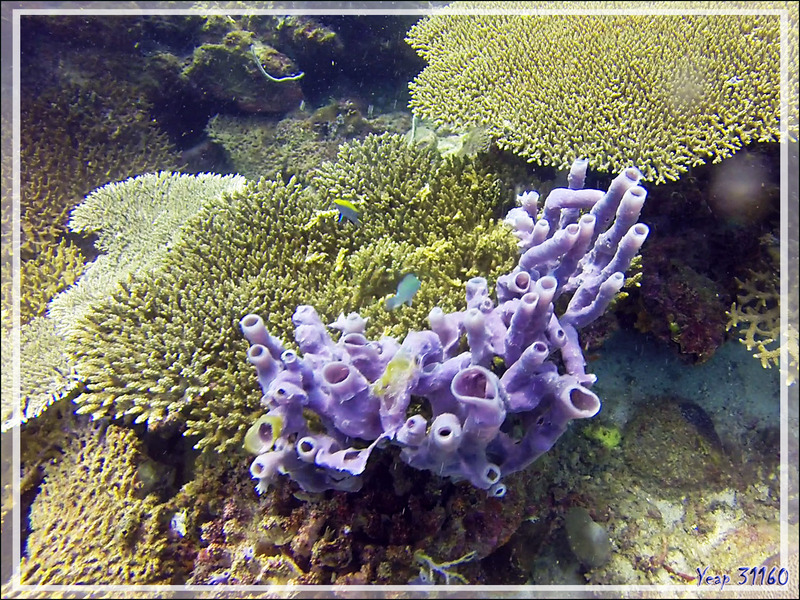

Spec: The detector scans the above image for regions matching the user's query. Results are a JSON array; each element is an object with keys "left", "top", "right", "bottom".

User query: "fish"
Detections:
[
  {"left": 385, "top": 273, "right": 421, "bottom": 310},
  {"left": 333, "top": 199, "right": 360, "bottom": 226}
]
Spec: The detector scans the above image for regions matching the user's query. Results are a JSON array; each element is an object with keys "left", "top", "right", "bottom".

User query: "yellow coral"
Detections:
[
  {"left": 407, "top": 1, "right": 796, "bottom": 184},
  {"left": 1, "top": 317, "right": 82, "bottom": 431},
  {"left": 19, "top": 424, "right": 174, "bottom": 584},
  {"left": 20, "top": 79, "right": 179, "bottom": 258},
  {"left": 727, "top": 269, "right": 799, "bottom": 386},
  {"left": 17, "top": 240, "right": 86, "bottom": 325}
]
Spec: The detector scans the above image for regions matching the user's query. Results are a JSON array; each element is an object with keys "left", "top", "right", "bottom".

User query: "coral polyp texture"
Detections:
[
  {"left": 19, "top": 424, "right": 174, "bottom": 585},
  {"left": 241, "top": 159, "right": 650, "bottom": 495},
  {"left": 49, "top": 171, "right": 247, "bottom": 338},
  {"left": 406, "top": 1, "right": 793, "bottom": 184},
  {"left": 20, "top": 79, "right": 180, "bottom": 258}
]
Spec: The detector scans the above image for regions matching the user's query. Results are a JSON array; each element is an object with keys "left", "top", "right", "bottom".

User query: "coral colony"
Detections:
[{"left": 241, "top": 159, "right": 650, "bottom": 496}]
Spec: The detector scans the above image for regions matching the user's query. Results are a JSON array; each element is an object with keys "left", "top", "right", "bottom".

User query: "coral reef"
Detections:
[
  {"left": 0, "top": 317, "right": 82, "bottom": 431},
  {"left": 635, "top": 256, "right": 729, "bottom": 363},
  {"left": 205, "top": 100, "right": 407, "bottom": 182},
  {"left": 622, "top": 399, "right": 735, "bottom": 494},
  {"left": 183, "top": 446, "right": 531, "bottom": 586},
  {"left": 3, "top": 9, "right": 793, "bottom": 593},
  {"left": 0, "top": 173, "right": 244, "bottom": 432},
  {"left": 241, "top": 159, "right": 649, "bottom": 494},
  {"left": 627, "top": 142, "right": 780, "bottom": 364},
  {"left": 1, "top": 239, "right": 85, "bottom": 329},
  {"left": 406, "top": 1, "right": 790, "bottom": 183},
  {"left": 66, "top": 134, "right": 518, "bottom": 453},
  {"left": 19, "top": 424, "right": 176, "bottom": 584},
  {"left": 492, "top": 388, "right": 781, "bottom": 586}
]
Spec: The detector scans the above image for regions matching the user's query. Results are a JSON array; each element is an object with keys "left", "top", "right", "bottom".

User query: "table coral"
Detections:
[
  {"left": 67, "top": 134, "right": 517, "bottom": 453},
  {"left": 0, "top": 317, "right": 82, "bottom": 431},
  {"left": 19, "top": 424, "right": 175, "bottom": 585},
  {"left": 406, "top": 1, "right": 794, "bottom": 183},
  {"left": 49, "top": 171, "right": 246, "bottom": 338},
  {"left": 0, "top": 173, "right": 245, "bottom": 432}
]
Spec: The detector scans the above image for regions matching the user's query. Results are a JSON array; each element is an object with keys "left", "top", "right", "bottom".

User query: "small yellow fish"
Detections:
[{"left": 333, "top": 199, "right": 360, "bottom": 226}]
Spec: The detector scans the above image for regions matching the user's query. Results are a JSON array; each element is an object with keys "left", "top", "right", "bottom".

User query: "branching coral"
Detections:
[
  {"left": 19, "top": 424, "right": 175, "bottom": 584},
  {"left": 20, "top": 79, "right": 180, "bottom": 259},
  {"left": 0, "top": 317, "right": 82, "bottom": 431},
  {"left": 309, "top": 133, "right": 519, "bottom": 339},
  {"left": 1, "top": 173, "right": 244, "bottom": 432},
  {"left": 49, "top": 171, "right": 246, "bottom": 338},
  {"left": 406, "top": 1, "right": 794, "bottom": 183},
  {"left": 727, "top": 267, "right": 799, "bottom": 386},
  {"left": 16, "top": 240, "right": 85, "bottom": 326},
  {"left": 68, "top": 133, "right": 517, "bottom": 453}
]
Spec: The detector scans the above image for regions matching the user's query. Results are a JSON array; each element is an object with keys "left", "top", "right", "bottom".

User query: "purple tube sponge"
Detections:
[{"left": 241, "top": 160, "right": 648, "bottom": 496}]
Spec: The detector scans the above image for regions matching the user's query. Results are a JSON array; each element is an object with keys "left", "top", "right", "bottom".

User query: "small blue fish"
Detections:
[
  {"left": 333, "top": 199, "right": 360, "bottom": 226},
  {"left": 385, "top": 274, "right": 421, "bottom": 310}
]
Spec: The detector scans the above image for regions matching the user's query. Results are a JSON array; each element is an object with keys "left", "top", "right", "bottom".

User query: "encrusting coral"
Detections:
[
  {"left": 68, "top": 133, "right": 518, "bottom": 453},
  {"left": 19, "top": 423, "right": 175, "bottom": 585},
  {"left": 406, "top": 1, "right": 793, "bottom": 183}
]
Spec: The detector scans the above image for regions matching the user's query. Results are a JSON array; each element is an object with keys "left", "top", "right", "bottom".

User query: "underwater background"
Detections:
[{"left": 1, "top": 2, "right": 798, "bottom": 598}]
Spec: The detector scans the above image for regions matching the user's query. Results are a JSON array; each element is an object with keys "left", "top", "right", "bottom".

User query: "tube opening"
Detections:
[
  {"left": 490, "top": 483, "right": 507, "bottom": 497},
  {"left": 570, "top": 387, "right": 600, "bottom": 414},
  {"left": 323, "top": 362, "right": 350, "bottom": 385},
  {"left": 485, "top": 465, "right": 500, "bottom": 482},
  {"left": 539, "top": 276, "right": 557, "bottom": 291},
  {"left": 343, "top": 333, "right": 367, "bottom": 346},
  {"left": 453, "top": 367, "right": 493, "bottom": 399},
  {"left": 259, "top": 421, "right": 274, "bottom": 442},
  {"left": 406, "top": 416, "right": 423, "bottom": 431},
  {"left": 249, "top": 345, "right": 266, "bottom": 358},
  {"left": 241, "top": 314, "right": 260, "bottom": 328}
]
